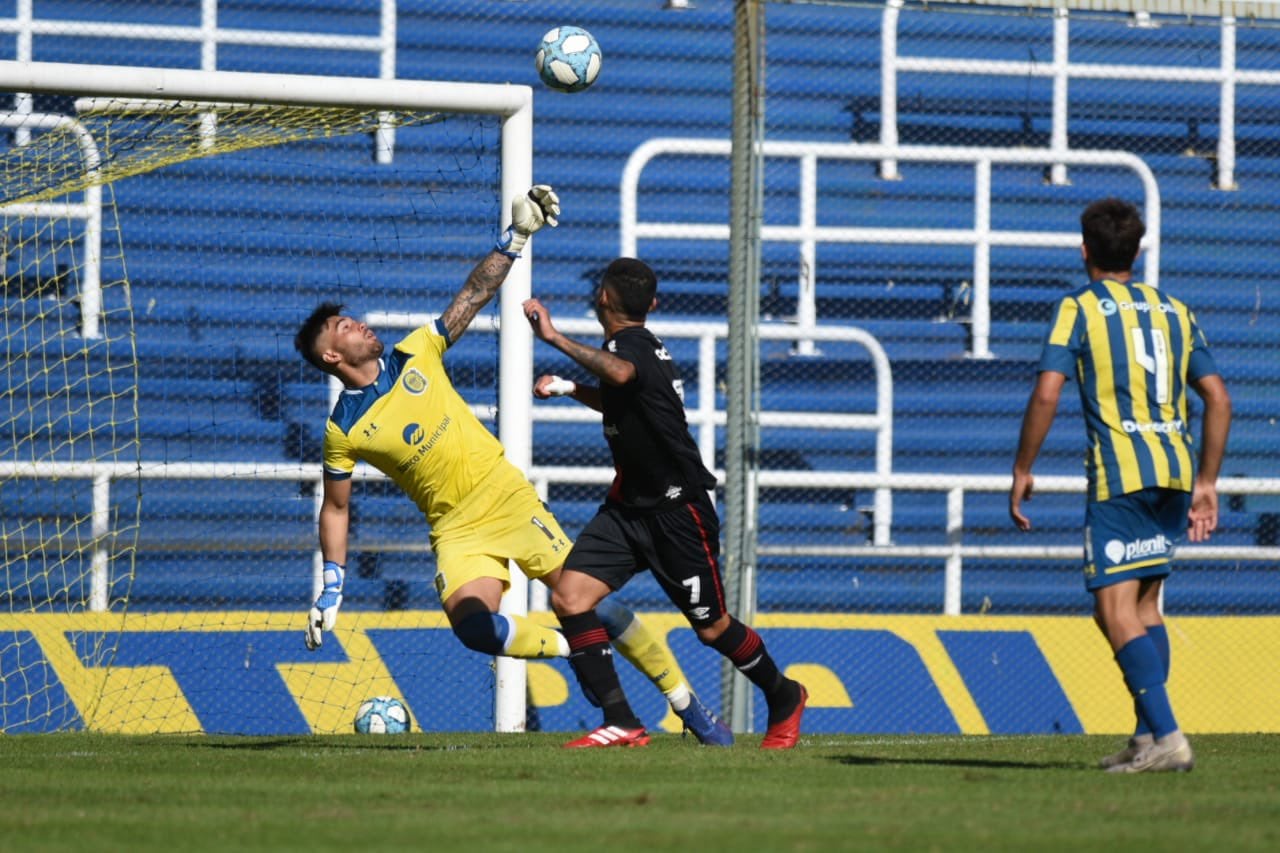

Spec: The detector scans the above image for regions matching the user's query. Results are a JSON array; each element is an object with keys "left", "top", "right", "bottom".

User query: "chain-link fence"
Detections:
[
  {"left": 1, "top": 0, "right": 1276, "bottom": 735},
  {"left": 743, "top": 1, "right": 1279, "bottom": 611}
]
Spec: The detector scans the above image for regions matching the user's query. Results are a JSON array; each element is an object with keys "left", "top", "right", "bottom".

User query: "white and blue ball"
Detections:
[
  {"left": 536, "top": 26, "right": 602, "bottom": 93},
  {"left": 353, "top": 696, "right": 411, "bottom": 734}
]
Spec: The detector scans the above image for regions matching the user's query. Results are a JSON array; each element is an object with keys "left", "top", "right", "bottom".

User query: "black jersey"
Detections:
[{"left": 599, "top": 326, "right": 716, "bottom": 511}]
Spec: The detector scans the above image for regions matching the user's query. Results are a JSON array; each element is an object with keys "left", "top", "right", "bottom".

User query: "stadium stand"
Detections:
[{"left": 7, "top": 1, "right": 1277, "bottom": 615}]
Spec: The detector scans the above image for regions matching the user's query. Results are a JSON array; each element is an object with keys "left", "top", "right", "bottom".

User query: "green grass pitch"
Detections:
[{"left": 2, "top": 733, "right": 1277, "bottom": 851}]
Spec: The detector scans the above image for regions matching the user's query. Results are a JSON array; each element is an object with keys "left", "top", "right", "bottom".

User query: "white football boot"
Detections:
[
  {"left": 1098, "top": 733, "right": 1154, "bottom": 769},
  {"left": 1107, "top": 731, "right": 1195, "bottom": 774}
]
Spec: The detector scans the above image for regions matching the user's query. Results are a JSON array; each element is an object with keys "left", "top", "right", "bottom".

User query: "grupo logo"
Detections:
[
  {"left": 402, "top": 423, "right": 424, "bottom": 445},
  {"left": 401, "top": 367, "right": 428, "bottom": 395},
  {"left": 1097, "top": 297, "right": 1174, "bottom": 317}
]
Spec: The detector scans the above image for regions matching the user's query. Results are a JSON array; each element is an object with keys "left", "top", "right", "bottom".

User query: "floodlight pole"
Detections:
[{"left": 723, "top": 0, "right": 765, "bottom": 734}]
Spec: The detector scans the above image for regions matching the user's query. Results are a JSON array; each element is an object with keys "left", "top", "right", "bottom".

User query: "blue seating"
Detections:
[{"left": 8, "top": 1, "right": 1276, "bottom": 616}]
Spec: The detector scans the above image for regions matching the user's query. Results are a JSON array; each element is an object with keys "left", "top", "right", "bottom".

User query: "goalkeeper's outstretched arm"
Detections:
[
  {"left": 438, "top": 251, "right": 514, "bottom": 343},
  {"left": 438, "top": 185, "right": 560, "bottom": 343}
]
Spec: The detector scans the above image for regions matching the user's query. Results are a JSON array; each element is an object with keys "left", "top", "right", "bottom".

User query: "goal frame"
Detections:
[{"left": 0, "top": 59, "right": 538, "bottom": 734}]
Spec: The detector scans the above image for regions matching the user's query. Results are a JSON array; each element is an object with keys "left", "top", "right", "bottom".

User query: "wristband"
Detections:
[
  {"left": 545, "top": 376, "right": 576, "bottom": 396},
  {"left": 495, "top": 226, "right": 525, "bottom": 259},
  {"left": 321, "top": 561, "right": 345, "bottom": 591}
]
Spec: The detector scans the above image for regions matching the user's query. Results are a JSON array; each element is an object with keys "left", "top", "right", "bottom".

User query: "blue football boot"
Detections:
[{"left": 676, "top": 692, "right": 734, "bottom": 746}]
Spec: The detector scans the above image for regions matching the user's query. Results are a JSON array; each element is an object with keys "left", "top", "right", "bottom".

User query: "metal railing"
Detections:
[
  {"left": 621, "top": 137, "right": 1160, "bottom": 359},
  {"left": 4, "top": 460, "right": 1277, "bottom": 618},
  {"left": 880, "top": 0, "right": 1280, "bottom": 190},
  {"left": 0, "top": 111, "right": 102, "bottom": 336},
  {"left": 357, "top": 313, "right": 897, "bottom": 550}
]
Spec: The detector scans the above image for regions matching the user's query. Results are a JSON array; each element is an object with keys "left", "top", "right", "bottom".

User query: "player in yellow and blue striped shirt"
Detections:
[
  {"left": 1010, "top": 197, "right": 1231, "bottom": 773},
  {"left": 291, "top": 185, "right": 731, "bottom": 744}
]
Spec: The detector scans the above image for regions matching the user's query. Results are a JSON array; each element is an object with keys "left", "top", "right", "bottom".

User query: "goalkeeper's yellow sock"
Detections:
[
  {"left": 500, "top": 613, "right": 571, "bottom": 659},
  {"left": 608, "top": 612, "right": 692, "bottom": 711}
]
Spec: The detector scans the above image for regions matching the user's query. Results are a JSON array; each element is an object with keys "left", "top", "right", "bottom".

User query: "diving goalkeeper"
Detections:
[{"left": 292, "top": 185, "right": 731, "bottom": 745}]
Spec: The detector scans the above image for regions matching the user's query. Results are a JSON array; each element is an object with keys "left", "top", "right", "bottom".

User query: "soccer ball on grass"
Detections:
[
  {"left": 353, "top": 696, "right": 411, "bottom": 734},
  {"left": 536, "top": 26, "right": 602, "bottom": 93}
]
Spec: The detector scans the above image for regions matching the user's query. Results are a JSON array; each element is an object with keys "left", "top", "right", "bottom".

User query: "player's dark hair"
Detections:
[
  {"left": 294, "top": 302, "right": 344, "bottom": 372},
  {"left": 1081, "top": 197, "right": 1145, "bottom": 272},
  {"left": 600, "top": 257, "right": 657, "bottom": 320}
]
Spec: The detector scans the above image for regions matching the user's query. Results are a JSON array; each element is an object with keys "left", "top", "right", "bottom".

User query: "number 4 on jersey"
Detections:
[{"left": 1131, "top": 327, "right": 1169, "bottom": 405}]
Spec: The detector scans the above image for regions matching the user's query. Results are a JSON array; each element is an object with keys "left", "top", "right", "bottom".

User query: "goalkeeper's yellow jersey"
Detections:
[{"left": 322, "top": 320, "right": 506, "bottom": 526}]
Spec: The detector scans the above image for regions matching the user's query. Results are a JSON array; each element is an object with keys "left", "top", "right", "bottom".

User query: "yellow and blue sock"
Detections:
[
  {"left": 454, "top": 611, "right": 569, "bottom": 659},
  {"left": 597, "top": 598, "right": 692, "bottom": 711}
]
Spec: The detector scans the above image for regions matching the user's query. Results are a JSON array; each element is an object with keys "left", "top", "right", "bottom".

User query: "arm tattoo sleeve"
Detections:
[{"left": 439, "top": 251, "right": 513, "bottom": 342}]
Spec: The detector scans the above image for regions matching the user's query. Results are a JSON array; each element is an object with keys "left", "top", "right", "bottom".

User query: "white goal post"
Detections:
[{"left": 0, "top": 59, "right": 539, "bottom": 733}]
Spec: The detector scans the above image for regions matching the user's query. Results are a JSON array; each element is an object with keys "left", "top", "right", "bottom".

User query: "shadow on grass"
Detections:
[
  {"left": 831, "top": 754, "right": 1084, "bottom": 771},
  {"left": 177, "top": 737, "right": 492, "bottom": 752}
]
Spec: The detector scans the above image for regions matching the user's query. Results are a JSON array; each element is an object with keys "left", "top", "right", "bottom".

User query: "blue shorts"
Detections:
[{"left": 1083, "top": 487, "right": 1190, "bottom": 591}]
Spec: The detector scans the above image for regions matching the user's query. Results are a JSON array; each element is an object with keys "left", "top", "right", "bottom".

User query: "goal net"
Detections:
[
  {"left": 0, "top": 62, "right": 538, "bottom": 734},
  {"left": 1, "top": 109, "right": 139, "bottom": 732}
]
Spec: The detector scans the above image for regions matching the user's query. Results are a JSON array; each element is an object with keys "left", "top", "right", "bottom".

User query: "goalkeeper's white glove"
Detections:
[
  {"left": 304, "top": 560, "right": 344, "bottom": 650},
  {"left": 496, "top": 184, "right": 560, "bottom": 258}
]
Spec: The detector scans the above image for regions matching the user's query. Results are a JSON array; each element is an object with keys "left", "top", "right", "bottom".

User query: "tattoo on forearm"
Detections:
[
  {"left": 558, "top": 335, "right": 628, "bottom": 384},
  {"left": 440, "top": 252, "right": 512, "bottom": 341}
]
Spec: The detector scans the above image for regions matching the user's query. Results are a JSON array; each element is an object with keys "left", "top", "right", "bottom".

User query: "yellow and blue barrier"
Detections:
[{"left": 3, "top": 612, "right": 1276, "bottom": 735}]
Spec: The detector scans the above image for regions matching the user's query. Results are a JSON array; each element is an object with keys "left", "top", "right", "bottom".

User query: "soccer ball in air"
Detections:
[
  {"left": 353, "top": 696, "right": 411, "bottom": 734},
  {"left": 536, "top": 26, "right": 602, "bottom": 93}
]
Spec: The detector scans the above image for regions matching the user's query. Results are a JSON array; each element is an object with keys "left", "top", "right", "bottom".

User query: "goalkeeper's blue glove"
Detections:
[
  {"left": 304, "top": 560, "right": 344, "bottom": 651},
  {"left": 496, "top": 184, "right": 560, "bottom": 258}
]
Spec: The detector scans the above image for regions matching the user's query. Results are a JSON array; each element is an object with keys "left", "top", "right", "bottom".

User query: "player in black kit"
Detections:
[{"left": 523, "top": 257, "right": 806, "bottom": 749}]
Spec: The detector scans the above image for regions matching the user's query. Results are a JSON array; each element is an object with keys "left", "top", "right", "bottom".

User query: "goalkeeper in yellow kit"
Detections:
[{"left": 292, "top": 185, "right": 731, "bottom": 744}]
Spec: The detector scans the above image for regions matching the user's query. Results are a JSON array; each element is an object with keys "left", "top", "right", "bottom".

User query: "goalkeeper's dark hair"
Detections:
[
  {"left": 601, "top": 257, "right": 657, "bottom": 320},
  {"left": 295, "top": 302, "right": 344, "bottom": 372},
  {"left": 1081, "top": 197, "right": 1145, "bottom": 272}
]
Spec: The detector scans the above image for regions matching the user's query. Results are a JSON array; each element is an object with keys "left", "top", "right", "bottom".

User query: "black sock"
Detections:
[
  {"left": 560, "top": 610, "right": 642, "bottom": 729},
  {"left": 710, "top": 617, "right": 800, "bottom": 724}
]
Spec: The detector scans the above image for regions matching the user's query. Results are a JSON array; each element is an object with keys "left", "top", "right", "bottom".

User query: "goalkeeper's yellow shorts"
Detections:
[{"left": 429, "top": 461, "right": 572, "bottom": 604}]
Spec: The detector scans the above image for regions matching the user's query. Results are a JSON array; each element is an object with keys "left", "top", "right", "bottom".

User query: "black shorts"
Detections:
[{"left": 563, "top": 494, "right": 728, "bottom": 628}]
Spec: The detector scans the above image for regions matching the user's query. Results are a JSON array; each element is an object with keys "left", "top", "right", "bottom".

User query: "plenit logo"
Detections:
[
  {"left": 403, "top": 423, "right": 424, "bottom": 445},
  {"left": 1104, "top": 535, "right": 1170, "bottom": 565}
]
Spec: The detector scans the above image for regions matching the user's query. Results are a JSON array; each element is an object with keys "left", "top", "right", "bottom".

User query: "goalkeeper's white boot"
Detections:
[
  {"left": 1107, "top": 731, "right": 1194, "bottom": 774},
  {"left": 1098, "top": 733, "right": 1153, "bottom": 769}
]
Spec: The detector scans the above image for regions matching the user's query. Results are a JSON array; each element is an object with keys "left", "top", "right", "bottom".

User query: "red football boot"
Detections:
[
  {"left": 760, "top": 684, "right": 808, "bottom": 750},
  {"left": 564, "top": 725, "right": 651, "bottom": 748}
]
